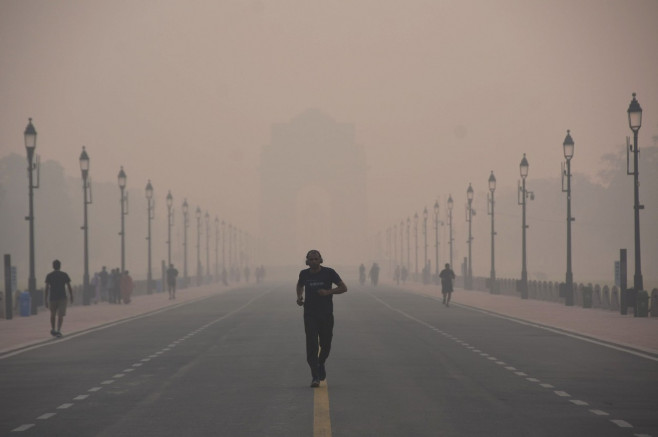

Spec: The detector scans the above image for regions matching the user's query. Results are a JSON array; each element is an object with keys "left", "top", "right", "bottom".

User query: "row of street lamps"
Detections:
[
  {"left": 21, "top": 121, "right": 250, "bottom": 306},
  {"left": 376, "top": 93, "right": 645, "bottom": 307}
]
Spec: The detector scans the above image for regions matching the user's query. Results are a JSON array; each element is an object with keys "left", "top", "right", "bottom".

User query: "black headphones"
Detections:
[{"left": 305, "top": 250, "right": 323, "bottom": 265}]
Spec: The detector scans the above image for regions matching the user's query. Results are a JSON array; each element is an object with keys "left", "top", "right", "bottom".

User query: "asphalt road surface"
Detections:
[{"left": 2, "top": 283, "right": 656, "bottom": 436}]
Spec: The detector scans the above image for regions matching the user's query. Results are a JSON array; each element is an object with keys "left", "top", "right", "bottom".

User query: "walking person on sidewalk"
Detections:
[
  {"left": 296, "top": 250, "right": 347, "bottom": 388},
  {"left": 44, "top": 260, "right": 73, "bottom": 338},
  {"left": 166, "top": 263, "right": 179, "bottom": 300},
  {"left": 439, "top": 263, "right": 456, "bottom": 307},
  {"left": 120, "top": 270, "right": 134, "bottom": 304}
]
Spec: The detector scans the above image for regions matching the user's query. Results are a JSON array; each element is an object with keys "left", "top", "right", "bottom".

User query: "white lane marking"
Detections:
[
  {"left": 101, "top": 380, "right": 115, "bottom": 385},
  {"left": 73, "top": 395, "right": 89, "bottom": 400},
  {"left": 89, "top": 387, "right": 102, "bottom": 392},
  {"left": 611, "top": 419, "right": 633, "bottom": 428},
  {"left": 132, "top": 363, "right": 143, "bottom": 367},
  {"left": 589, "top": 409, "right": 609, "bottom": 416},
  {"left": 487, "top": 357, "right": 498, "bottom": 360},
  {"left": 570, "top": 400, "right": 589, "bottom": 406},
  {"left": 526, "top": 378, "right": 540, "bottom": 382},
  {"left": 123, "top": 369, "right": 134, "bottom": 372},
  {"left": 112, "top": 374, "right": 125, "bottom": 378},
  {"left": 12, "top": 424, "right": 34, "bottom": 432},
  {"left": 37, "top": 413, "right": 56, "bottom": 420},
  {"left": 140, "top": 358, "right": 151, "bottom": 362},
  {"left": 540, "top": 383, "right": 554, "bottom": 388},
  {"left": 495, "top": 361, "right": 506, "bottom": 365},
  {"left": 515, "top": 372, "right": 527, "bottom": 376},
  {"left": 634, "top": 434, "right": 652, "bottom": 437},
  {"left": 555, "top": 391, "right": 571, "bottom": 397},
  {"left": 57, "top": 403, "right": 73, "bottom": 409},
  {"left": 505, "top": 366, "right": 517, "bottom": 371}
]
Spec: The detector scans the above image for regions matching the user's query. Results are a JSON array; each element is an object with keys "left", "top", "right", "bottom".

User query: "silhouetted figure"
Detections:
[
  {"left": 167, "top": 263, "right": 179, "bottom": 300},
  {"left": 120, "top": 270, "right": 134, "bottom": 304},
  {"left": 368, "top": 263, "right": 380, "bottom": 286},
  {"left": 296, "top": 250, "right": 347, "bottom": 388},
  {"left": 358, "top": 264, "right": 366, "bottom": 286},
  {"left": 44, "top": 259, "right": 73, "bottom": 338},
  {"left": 439, "top": 263, "right": 456, "bottom": 307}
]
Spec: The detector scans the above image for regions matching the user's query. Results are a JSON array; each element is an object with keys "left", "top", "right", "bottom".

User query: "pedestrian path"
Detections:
[
  {"left": 0, "top": 284, "right": 235, "bottom": 356},
  {"left": 391, "top": 281, "right": 658, "bottom": 355}
]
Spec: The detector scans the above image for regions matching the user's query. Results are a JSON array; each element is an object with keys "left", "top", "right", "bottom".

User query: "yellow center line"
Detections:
[{"left": 313, "top": 379, "right": 332, "bottom": 437}]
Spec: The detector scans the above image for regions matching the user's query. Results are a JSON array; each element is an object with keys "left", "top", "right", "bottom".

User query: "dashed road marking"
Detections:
[
  {"left": 611, "top": 419, "right": 633, "bottom": 428},
  {"left": 89, "top": 387, "right": 102, "bottom": 392},
  {"left": 73, "top": 395, "right": 89, "bottom": 401},
  {"left": 101, "top": 380, "right": 115, "bottom": 385},
  {"left": 555, "top": 391, "right": 570, "bottom": 397},
  {"left": 57, "top": 403, "right": 73, "bottom": 409},
  {"left": 589, "top": 409, "right": 609, "bottom": 416},
  {"left": 12, "top": 424, "right": 34, "bottom": 432},
  {"left": 37, "top": 413, "right": 55, "bottom": 420},
  {"left": 570, "top": 400, "right": 588, "bottom": 406}
]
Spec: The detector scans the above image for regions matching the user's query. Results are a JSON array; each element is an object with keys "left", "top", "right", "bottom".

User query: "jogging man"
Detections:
[
  {"left": 296, "top": 250, "right": 347, "bottom": 387},
  {"left": 44, "top": 260, "right": 73, "bottom": 337},
  {"left": 439, "top": 263, "right": 456, "bottom": 306}
]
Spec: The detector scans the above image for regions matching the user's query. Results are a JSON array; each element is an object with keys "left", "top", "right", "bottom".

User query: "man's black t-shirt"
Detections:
[
  {"left": 297, "top": 267, "right": 342, "bottom": 315},
  {"left": 45, "top": 270, "right": 71, "bottom": 301}
]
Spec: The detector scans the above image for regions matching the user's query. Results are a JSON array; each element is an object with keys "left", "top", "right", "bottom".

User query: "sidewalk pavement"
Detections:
[
  {"left": 0, "top": 284, "right": 234, "bottom": 356},
  {"left": 391, "top": 281, "right": 658, "bottom": 356}
]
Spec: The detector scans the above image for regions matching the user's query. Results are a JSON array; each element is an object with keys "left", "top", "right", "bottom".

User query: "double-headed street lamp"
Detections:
[
  {"left": 24, "top": 119, "right": 39, "bottom": 314},
  {"left": 79, "top": 147, "right": 92, "bottom": 305},
  {"left": 145, "top": 180, "right": 154, "bottom": 294},
  {"left": 166, "top": 191, "right": 173, "bottom": 266},
  {"left": 215, "top": 217, "right": 219, "bottom": 281},
  {"left": 562, "top": 131, "right": 575, "bottom": 306},
  {"left": 518, "top": 154, "right": 533, "bottom": 299},
  {"left": 196, "top": 206, "right": 202, "bottom": 286},
  {"left": 221, "top": 220, "right": 226, "bottom": 278},
  {"left": 447, "top": 195, "right": 454, "bottom": 269},
  {"left": 399, "top": 220, "right": 404, "bottom": 270},
  {"left": 182, "top": 199, "right": 189, "bottom": 288},
  {"left": 118, "top": 167, "right": 128, "bottom": 273},
  {"left": 465, "top": 184, "right": 474, "bottom": 290},
  {"left": 626, "top": 93, "right": 644, "bottom": 297},
  {"left": 488, "top": 172, "right": 497, "bottom": 294},
  {"left": 406, "top": 217, "right": 411, "bottom": 272}
]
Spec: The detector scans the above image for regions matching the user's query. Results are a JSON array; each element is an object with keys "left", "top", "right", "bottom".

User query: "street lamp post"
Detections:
[
  {"left": 145, "top": 180, "right": 154, "bottom": 294},
  {"left": 562, "top": 131, "right": 575, "bottom": 306},
  {"left": 518, "top": 154, "right": 533, "bottom": 299},
  {"left": 196, "top": 206, "right": 202, "bottom": 286},
  {"left": 423, "top": 207, "right": 428, "bottom": 283},
  {"left": 166, "top": 191, "right": 173, "bottom": 266},
  {"left": 399, "top": 220, "right": 404, "bottom": 271},
  {"left": 118, "top": 167, "right": 128, "bottom": 273},
  {"left": 626, "top": 93, "right": 644, "bottom": 298},
  {"left": 406, "top": 217, "right": 410, "bottom": 273},
  {"left": 433, "top": 201, "right": 440, "bottom": 283},
  {"left": 221, "top": 220, "right": 226, "bottom": 279},
  {"left": 79, "top": 147, "right": 92, "bottom": 305},
  {"left": 205, "top": 211, "right": 210, "bottom": 284},
  {"left": 24, "top": 119, "right": 39, "bottom": 314},
  {"left": 466, "top": 184, "right": 474, "bottom": 290},
  {"left": 182, "top": 199, "right": 189, "bottom": 288},
  {"left": 488, "top": 172, "right": 497, "bottom": 294},
  {"left": 414, "top": 212, "right": 419, "bottom": 276},
  {"left": 447, "top": 195, "right": 454, "bottom": 269},
  {"left": 215, "top": 217, "right": 219, "bottom": 282}
]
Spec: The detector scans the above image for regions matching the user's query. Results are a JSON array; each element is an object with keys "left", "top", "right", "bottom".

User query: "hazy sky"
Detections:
[{"left": 1, "top": 0, "right": 657, "bottom": 271}]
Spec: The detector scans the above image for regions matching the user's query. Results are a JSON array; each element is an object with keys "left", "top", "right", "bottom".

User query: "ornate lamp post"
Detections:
[
  {"left": 214, "top": 217, "right": 219, "bottom": 282},
  {"left": 406, "top": 217, "right": 410, "bottom": 272},
  {"left": 24, "top": 119, "right": 40, "bottom": 314},
  {"left": 466, "top": 184, "right": 474, "bottom": 290},
  {"left": 221, "top": 220, "right": 226, "bottom": 278},
  {"left": 399, "top": 220, "right": 404, "bottom": 270},
  {"left": 118, "top": 167, "right": 128, "bottom": 272},
  {"left": 518, "top": 154, "right": 533, "bottom": 299},
  {"left": 205, "top": 211, "right": 210, "bottom": 284},
  {"left": 196, "top": 206, "right": 202, "bottom": 286},
  {"left": 433, "top": 201, "right": 440, "bottom": 283},
  {"left": 145, "top": 180, "right": 154, "bottom": 294},
  {"left": 423, "top": 207, "right": 428, "bottom": 282},
  {"left": 447, "top": 195, "right": 454, "bottom": 269},
  {"left": 166, "top": 191, "right": 173, "bottom": 265},
  {"left": 562, "top": 131, "right": 575, "bottom": 305},
  {"left": 79, "top": 147, "right": 92, "bottom": 305},
  {"left": 182, "top": 199, "right": 189, "bottom": 288},
  {"left": 414, "top": 212, "right": 419, "bottom": 276},
  {"left": 487, "top": 170, "right": 497, "bottom": 294},
  {"left": 626, "top": 93, "right": 643, "bottom": 296},
  {"left": 487, "top": 172, "right": 497, "bottom": 294}
]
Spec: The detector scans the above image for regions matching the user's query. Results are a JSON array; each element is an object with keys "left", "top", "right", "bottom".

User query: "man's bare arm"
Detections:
[{"left": 318, "top": 280, "right": 347, "bottom": 296}]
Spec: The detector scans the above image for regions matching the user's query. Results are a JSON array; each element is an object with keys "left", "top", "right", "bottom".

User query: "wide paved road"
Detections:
[{"left": 2, "top": 283, "right": 656, "bottom": 436}]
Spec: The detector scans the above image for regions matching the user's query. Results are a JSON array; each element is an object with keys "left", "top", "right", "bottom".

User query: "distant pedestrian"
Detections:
[
  {"left": 91, "top": 271, "right": 101, "bottom": 304},
  {"left": 166, "top": 263, "right": 179, "bottom": 300},
  {"left": 368, "top": 262, "right": 380, "bottom": 286},
  {"left": 439, "top": 263, "right": 456, "bottom": 306},
  {"left": 296, "top": 250, "right": 347, "bottom": 388},
  {"left": 358, "top": 264, "right": 366, "bottom": 285},
  {"left": 99, "top": 266, "right": 109, "bottom": 302},
  {"left": 109, "top": 268, "right": 121, "bottom": 303},
  {"left": 44, "top": 260, "right": 73, "bottom": 338},
  {"left": 120, "top": 270, "right": 134, "bottom": 304}
]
